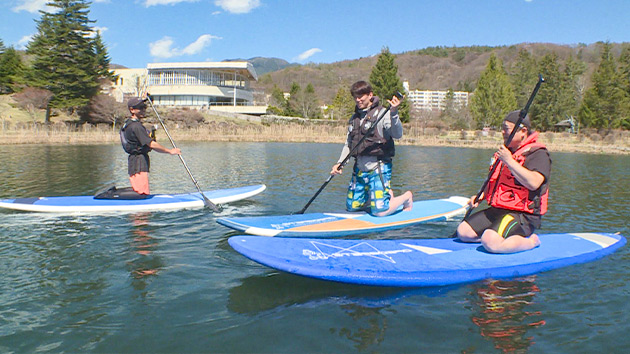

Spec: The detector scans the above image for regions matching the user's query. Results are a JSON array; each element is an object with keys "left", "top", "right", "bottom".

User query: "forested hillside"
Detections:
[{"left": 253, "top": 42, "right": 613, "bottom": 104}]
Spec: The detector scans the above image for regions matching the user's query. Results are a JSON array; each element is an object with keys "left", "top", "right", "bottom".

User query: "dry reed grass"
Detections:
[{"left": 1, "top": 119, "right": 629, "bottom": 155}]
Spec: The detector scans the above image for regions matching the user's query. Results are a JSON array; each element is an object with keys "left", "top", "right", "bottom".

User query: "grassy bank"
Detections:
[
  {"left": 2, "top": 95, "right": 629, "bottom": 154},
  {"left": 1, "top": 118, "right": 630, "bottom": 155}
]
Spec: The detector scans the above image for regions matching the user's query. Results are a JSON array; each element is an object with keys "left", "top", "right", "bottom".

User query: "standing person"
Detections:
[
  {"left": 456, "top": 110, "right": 552, "bottom": 253},
  {"left": 330, "top": 80, "right": 413, "bottom": 217},
  {"left": 121, "top": 97, "right": 181, "bottom": 196}
]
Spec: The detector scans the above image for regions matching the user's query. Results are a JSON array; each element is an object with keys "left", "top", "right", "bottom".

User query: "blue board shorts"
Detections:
[{"left": 346, "top": 162, "right": 392, "bottom": 214}]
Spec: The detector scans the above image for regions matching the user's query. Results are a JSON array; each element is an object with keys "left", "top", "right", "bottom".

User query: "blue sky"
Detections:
[{"left": 2, "top": 0, "right": 630, "bottom": 69}]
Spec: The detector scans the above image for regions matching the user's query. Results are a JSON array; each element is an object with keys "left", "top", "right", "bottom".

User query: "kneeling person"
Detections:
[
  {"left": 330, "top": 81, "right": 413, "bottom": 217},
  {"left": 121, "top": 97, "right": 181, "bottom": 195},
  {"left": 456, "top": 110, "right": 551, "bottom": 253}
]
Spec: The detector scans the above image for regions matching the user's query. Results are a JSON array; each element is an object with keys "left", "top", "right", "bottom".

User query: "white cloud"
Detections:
[
  {"left": 181, "top": 34, "right": 217, "bottom": 55},
  {"left": 214, "top": 0, "right": 261, "bottom": 14},
  {"left": 12, "top": 0, "right": 49, "bottom": 13},
  {"left": 150, "top": 37, "right": 177, "bottom": 58},
  {"left": 87, "top": 27, "right": 109, "bottom": 38},
  {"left": 17, "top": 35, "right": 33, "bottom": 50},
  {"left": 149, "top": 34, "right": 220, "bottom": 59},
  {"left": 144, "top": 0, "right": 199, "bottom": 7},
  {"left": 12, "top": 0, "right": 108, "bottom": 13},
  {"left": 294, "top": 48, "right": 322, "bottom": 62}
]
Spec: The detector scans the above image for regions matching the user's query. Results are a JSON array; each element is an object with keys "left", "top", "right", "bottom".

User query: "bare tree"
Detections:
[
  {"left": 83, "top": 93, "right": 128, "bottom": 129},
  {"left": 13, "top": 87, "right": 54, "bottom": 126}
]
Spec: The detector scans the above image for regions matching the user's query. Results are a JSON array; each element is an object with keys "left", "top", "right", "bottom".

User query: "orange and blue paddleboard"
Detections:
[{"left": 217, "top": 196, "right": 469, "bottom": 237}]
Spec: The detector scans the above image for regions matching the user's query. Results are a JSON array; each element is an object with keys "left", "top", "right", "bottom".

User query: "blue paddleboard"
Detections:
[
  {"left": 0, "top": 184, "right": 266, "bottom": 213},
  {"left": 217, "top": 196, "right": 469, "bottom": 237},
  {"left": 228, "top": 233, "right": 626, "bottom": 287}
]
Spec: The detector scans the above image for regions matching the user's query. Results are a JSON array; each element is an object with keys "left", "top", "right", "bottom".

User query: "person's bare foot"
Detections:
[
  {"left": 403, "top": 191, "right": 413, "bottom": 211},
  {"left": 530, "top": 233, "right": 541, "bottom": 248}
]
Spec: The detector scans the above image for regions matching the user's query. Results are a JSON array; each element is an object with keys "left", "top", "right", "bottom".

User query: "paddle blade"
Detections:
[{"left": 202, "top": 196, "right": 221, "bottom": 212}]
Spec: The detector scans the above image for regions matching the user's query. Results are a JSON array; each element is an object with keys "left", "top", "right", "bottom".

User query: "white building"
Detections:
[
  {"left": 110, "top": 62, "right": 267, "bottom": 115},
  {"left": 403, "top": 82, "right": 469, "bottom": 111}
]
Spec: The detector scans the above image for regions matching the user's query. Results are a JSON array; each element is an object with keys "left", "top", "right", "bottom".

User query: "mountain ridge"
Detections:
[{"left": 250, "top": 42, "right": 627, "bottom": 104}]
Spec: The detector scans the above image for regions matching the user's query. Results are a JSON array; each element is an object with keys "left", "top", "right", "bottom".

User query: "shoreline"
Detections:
[{"left": 1, "top": 123, "right": 629, "bottom": 155}]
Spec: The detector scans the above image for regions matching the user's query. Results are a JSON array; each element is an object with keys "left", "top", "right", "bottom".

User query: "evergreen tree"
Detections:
[
  {"left": 618, "top": 44, "right": 630, "bottom": 129},
  {"left": 286, "top": 82, "right": 301, "bottom": 117},
  {"left": 0, "top": 47, "right": 25, "bottom": 93},
  {"left": 329, "top": 86, "right": 355, "bottom": 120},
  {"left": 369, "top": 47, "right": 409, "bottom": 122},
  {"left": 93, "top": 32, "right": 117, "bottom": 83},
  {"left": 578, "top": 42, "right": 627, "bottom": 129},
  {"left": 562, "top": 54, "right": 588, "bottom": 123},
  {"left": 470, "top": 53, "right": 516, "bottom": 129},
  {"left": 294, "top": 83, "right": 320, "bottom": 118},
  {"left": 269, "top": 85, "right": 288, "bottom": 115},
  {"left": 26, "top": 0, "right": 113, "bottom": 115},
  {"left": 531, "top": 52, "right": 564, "bottom": 131},
  {"left": 440, "top": 89, "right": 457, "bottom": 127},
  {"left": 510, "top": 49, "right": 538, "bottom": 108}
]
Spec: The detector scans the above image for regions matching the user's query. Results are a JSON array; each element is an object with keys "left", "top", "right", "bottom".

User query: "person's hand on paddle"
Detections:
[
  {"left": 496, "top": 145, "right": 515, "bottom": 164},
  {"left": 149, "top": 141, "right": 181, "bottom": 155},
  {"left": 468, "top": 193, "right": 483, "bottom": 209},
  {"left": 330, "top": 163, "right": 343, "bottom": 175},
  {"left": 387, "top": 94, "right": 402, "bottom": 114}
]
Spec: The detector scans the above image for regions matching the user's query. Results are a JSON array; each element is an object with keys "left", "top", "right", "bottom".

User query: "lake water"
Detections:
[{"left": 1, "top": 142, "right": 629, "bottom": 353}]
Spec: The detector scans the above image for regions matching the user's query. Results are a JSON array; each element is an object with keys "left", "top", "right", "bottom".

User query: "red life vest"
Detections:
[{"left": 485, "top": 132, "right": 549, "bottom": 215}]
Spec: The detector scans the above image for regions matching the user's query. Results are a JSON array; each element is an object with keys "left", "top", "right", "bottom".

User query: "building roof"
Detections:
[{"left": 147, "top": 61, "right": 257, "bottom": 81}]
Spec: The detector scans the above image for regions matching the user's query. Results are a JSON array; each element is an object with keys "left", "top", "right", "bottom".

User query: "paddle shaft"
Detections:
[
  {"left": 463, "top": 75, "right": 545, "bottom": 220},
  {"left": 296, "top": 103, "right": 394, "bottom": 214},
  {"left": 144, "top": 96, "right": 220, "bottom": 212}
]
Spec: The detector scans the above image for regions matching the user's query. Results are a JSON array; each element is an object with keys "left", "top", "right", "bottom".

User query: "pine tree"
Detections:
[
  {"left": 329, "top": 86, "right": 355, "bottom": 120},
  {"left": 294, "top": 83, "right": 320, "bottom": 118},
  {"left": 269, "top": 85, "right": 288, "bottom": 115},
  {"left": 510, "top": 49, "right": 538, "bottom": 108},
  {"left": 369, "top": 47, "right": 409, "bottom": 122},
  {"left": 470, "top": 53, "right": 516, "bottom": 129},
  {"left": 531, "top": 52, "right": 564, "bottom": 131},
  {"left": 286, "top": 82, "right": 301, "bottom": 117},
  {"left": 0, "top": 47, "right": 25, "bottom": 93},
  {"left": 618, "top": 45, "right": 630, "bottom": 128},
  {"left": 578, "top": 42, "right": 627, "bottom": 129},
  {"left": 93, "top": 32, "right": 117, "bottom": 83},
  {"left": 26, "top": 0, "right": 113, "bottom": 114},
  {"left": 562, "top": 54, "right": 588, "bottom": 122}
]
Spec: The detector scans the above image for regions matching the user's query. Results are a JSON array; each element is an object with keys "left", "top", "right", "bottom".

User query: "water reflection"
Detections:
[
  {"left": 468, "top": 276, "right": 545, "bottom": 353},
  {"left": 333, "top": 304, "right": 391, "bottom": 352},
  {"left": 126, "top": 213, "right": 163, "bottom": 290},
  {"left": 227, "top": 272, "right": 458, "bottom": 314}
]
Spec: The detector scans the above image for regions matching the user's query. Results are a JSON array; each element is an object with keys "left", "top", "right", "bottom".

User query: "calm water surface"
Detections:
[{"left": 0, "top": 142, "right": 629, "bottom": 353}]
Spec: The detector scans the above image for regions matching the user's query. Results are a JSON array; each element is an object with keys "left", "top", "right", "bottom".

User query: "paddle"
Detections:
[
  {"left": 462, "top": 74, "right": 545, "bottom": 222},
  {"left": 295, "top": 92, "right": 404, "bottom": 215},
  {"left": 144, "top": 95, "right": 221, "bottom": 212}
]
